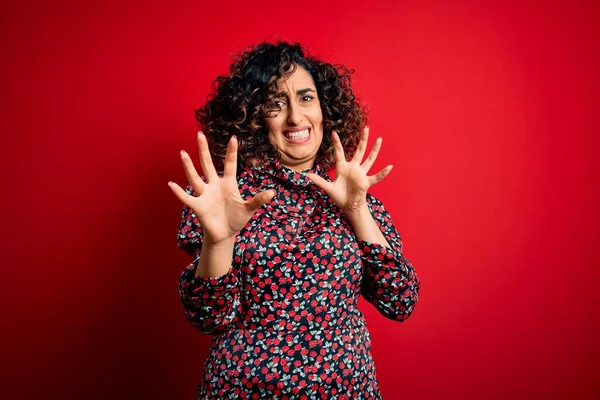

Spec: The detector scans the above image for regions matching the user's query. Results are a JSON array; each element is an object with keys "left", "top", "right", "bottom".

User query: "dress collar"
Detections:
[{"left": 253, "top": 158, "right": 328, "bottom": 190}]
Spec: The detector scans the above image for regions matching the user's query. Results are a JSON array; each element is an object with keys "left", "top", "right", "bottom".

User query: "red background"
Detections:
[{"left": 1, "top": 0, "right": 598, "bottom": 399}]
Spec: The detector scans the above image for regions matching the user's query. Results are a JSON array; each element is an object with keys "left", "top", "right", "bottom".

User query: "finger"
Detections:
[
  {"left": 351, "top": 126, "right": 369, "bottom": 164},
  {"left": 223, "top": 136, "right": 238, "bottom": 178},
  {"left": 367, "top": 165, "right": 393, "bottom": 186},
  {"left": 362, "top": 137, "right": 382, "bottom": 172},
  {"left": 180, "top": 150, "right": 206, "bottom": 194},
  {"left": 167, "top": 181, "right": 195, "bottom": 208},
  {"left": 331, "top": 131, "right": 346, "bottom": 163},
  {"left": 197, "top": 131, "right": 218, "bottom": 182},
  {"left": 245, "top": 189, "right": 276, "bottom": 214},
  {"left": 306, "top": 172, "right": 333, "bottom": 194}
]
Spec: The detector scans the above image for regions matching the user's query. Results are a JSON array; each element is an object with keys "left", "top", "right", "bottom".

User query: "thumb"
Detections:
[
  {"left": 246, "top": 189, "right": 276, "bottom": 213},
  {"left": 306, "top": 173, "right": 330, "bottom": 192},
  {"left": 168, "top": 181, "right": 195, "bottom": 208}
]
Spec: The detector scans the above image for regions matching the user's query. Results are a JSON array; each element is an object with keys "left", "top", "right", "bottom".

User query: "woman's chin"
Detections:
[{"left": 279, "top": 155, "right": 316, "bottom": 171}]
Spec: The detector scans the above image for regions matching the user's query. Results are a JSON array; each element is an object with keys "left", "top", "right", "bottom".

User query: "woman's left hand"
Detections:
[{"left": 307, "top": 126, "right": 393, "bottom": 217}]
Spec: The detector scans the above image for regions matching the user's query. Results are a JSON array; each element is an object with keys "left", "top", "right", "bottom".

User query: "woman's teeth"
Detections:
[{"left": 285, "top": 129, "right": 309, "bottom": 139}]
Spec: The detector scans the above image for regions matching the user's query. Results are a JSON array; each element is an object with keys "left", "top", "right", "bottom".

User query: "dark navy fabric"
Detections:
[{"left": 177, "top": 159, "right": 420, "bottom": 399}]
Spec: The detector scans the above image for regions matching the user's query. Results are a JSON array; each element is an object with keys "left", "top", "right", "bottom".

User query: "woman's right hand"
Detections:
[{"left": 168, "top": 132, "right": 276, "bottom": 245}]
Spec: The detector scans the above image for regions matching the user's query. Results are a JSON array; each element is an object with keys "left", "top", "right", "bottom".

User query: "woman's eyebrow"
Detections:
[
  {"left": 275, "top": 88, "right": 316, "bottom": 97},
  {"left": 297, "top": 88, "right": 316, "bottom": 95}
]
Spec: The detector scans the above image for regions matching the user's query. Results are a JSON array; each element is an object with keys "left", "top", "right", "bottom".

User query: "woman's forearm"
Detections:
[
  {"left": 346, "top": 204, "right": 392, "bottom": 249},
  {"left": 195, "top": 236, "right": 236, "bottom": 278}
]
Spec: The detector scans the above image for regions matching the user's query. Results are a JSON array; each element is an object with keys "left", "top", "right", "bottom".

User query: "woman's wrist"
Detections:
[
  {"left": 345, "top": 204, "right": 392, "bottom": 249},
  {"left": 343, "top": 202, "right": 371, "bottom": 223},
  {"left": 196, "top": 235, "right": 236, "bottom": 278},
  {"left": 203, "top": 234, "right": 236, "bottom": 248}
]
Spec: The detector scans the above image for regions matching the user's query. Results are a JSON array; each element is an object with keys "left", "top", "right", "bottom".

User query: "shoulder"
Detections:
[
  {"left": 237, "top": 166, "right": 264, "bottom": 198},
  {"left": 366, "top": 192, "right": 385, "bottom": 209},
  {"left": 366, "top": 192, "right": 395, "bottom": 223}
]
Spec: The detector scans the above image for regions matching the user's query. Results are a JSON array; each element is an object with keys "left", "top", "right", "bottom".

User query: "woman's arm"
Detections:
[
  {"left": 350, "top": 193, "right": 421, "bottom": 322},
  {"left": 176, "top": 184, "right": 242, "bottom": 335},
  {"left": 196, "top": 236, "right": 236, "bottom": 278},
  {"left": 345, "top": 201, "right": 392, "bottom": 250}
]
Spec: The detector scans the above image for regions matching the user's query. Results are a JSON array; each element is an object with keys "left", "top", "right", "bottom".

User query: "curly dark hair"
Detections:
[{"left": 195, "top": 41, "right": 368, "bottom": 173}]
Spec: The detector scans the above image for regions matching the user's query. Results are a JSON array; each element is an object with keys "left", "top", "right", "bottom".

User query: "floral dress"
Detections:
[{"left": 176, "top": 159, "right": 420, "bottom": 399}]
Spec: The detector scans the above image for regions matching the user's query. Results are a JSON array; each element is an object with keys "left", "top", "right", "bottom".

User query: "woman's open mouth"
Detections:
[{"left": 283, "top": 128, "right": 310, "bottom": 144}]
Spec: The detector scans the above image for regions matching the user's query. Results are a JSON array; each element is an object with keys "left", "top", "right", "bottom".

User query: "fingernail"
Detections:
[{"left": 180, "top": 150, "right": 186, "bottom": 155}]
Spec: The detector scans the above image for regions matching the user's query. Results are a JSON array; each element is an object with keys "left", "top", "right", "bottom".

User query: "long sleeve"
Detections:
[
  {"left": 358, "top": 193, "right": 420, "bottom": 322},
  {"left": 176, "top": 183, "right": 242, "bottom": 335}
]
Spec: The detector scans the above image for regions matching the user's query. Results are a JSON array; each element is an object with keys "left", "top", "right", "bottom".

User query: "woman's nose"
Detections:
[{"left": 286, "top": 102, "right": 303, "bottom": 125}]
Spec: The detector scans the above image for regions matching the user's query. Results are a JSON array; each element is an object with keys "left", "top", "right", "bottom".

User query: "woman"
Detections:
[{"left": 168, "top": 41, "right": 420, "bottom": 399}]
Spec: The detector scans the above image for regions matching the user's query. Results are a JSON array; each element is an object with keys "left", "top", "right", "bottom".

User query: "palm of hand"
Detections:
[
  {"left": 187, "top": 176, "right": 249, "bottom": 241},
  {"left": 168, "top": 133, "right": 275, "bottom": 245},
  {"left": 307, "top": 127, "right": 393, "bottom": 216},
  {"left": 328, "top": 162, "right": 370, "bottom": 213}
]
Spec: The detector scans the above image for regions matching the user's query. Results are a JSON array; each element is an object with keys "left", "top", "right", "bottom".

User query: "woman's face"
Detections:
[{"left": 264, "top": 65, "right": 323, "bottom": 172}]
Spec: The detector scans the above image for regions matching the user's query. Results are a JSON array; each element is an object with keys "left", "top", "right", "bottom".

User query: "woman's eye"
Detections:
[
  {"left": 301, "top": 95, "right": 313, "bottom": 102},
  {"left": 274, "top": 100, "right": 286, "bottom": 107}
]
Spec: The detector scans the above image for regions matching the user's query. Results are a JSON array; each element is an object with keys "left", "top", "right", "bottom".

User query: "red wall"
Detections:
[{"left": 2, "top": 0, "right": 598, "bottom": 399}]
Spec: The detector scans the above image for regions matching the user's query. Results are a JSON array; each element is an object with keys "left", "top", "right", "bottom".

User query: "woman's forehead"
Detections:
[{"left": 276, "top": 66, "right": 316, "bottom": 92}]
